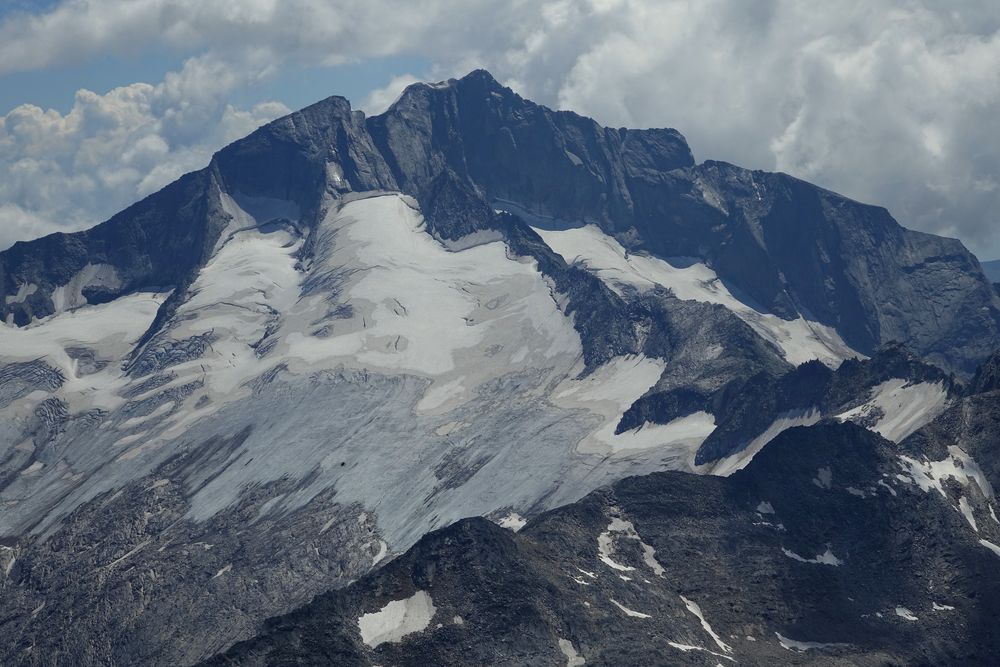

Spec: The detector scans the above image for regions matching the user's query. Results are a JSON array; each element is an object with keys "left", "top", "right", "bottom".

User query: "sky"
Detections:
[{"left": 1, "top": 1, "right": 999, "bottom": 261}]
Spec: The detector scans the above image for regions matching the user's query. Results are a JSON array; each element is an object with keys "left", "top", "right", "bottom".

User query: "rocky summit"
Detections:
[{"left": 0, "top": 70, "right": 998, "bottom": 666}]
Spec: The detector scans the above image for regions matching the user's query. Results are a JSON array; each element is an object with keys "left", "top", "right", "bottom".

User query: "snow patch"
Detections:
[
  {"left": 680, "top": 596, "right": 732, "bottom": 654},
  {"left": 553, "top": 356, "right": 714, "bottom": 457},
  {"left": 813, "top": 466, "right": 833, "bottom": 489},
  {"left": 597, "top": 519, "right": 636, "bottom": 572},
  {"left": 979, "top": 539, "right": 1000, "bottom": 558},
  {"left": 895, "top": 607, "right": 918, "bottom": 621},
  {"left": 558, "top": 638, "right": 586, "bottom": 666},
  {"left": 497, "top": 512, "right": 527, "bottom": 532},
  {"left": 358, "top": 590, "right": 436, "bottom": 648},
  {"left": 836, "top": 379, "right": 949, "bottom": 442},
  {"left": 782, "top": 547, "right": 843, "bottom": 566},
  {"left": 609, "top": 598, "right": 651, "bottom": 618},
  {"left": 596, "top": 516, "right": 665, "bottom": 576},
  {"left": 776, "top": 632, "right": 843, "bottom": 652},
  {"left": 666, "top": 642, "right": 736, "bottom": 662},
  {"left": 898, "top": 445, "right": 994, "bottom": 525},
  {"left": 371, "top": 539, "right": 388, "bottom": 566},
  {"left": 5, "top": 282, "right": 37, "bottom": 305},
  {"left": 19, "top": 461, "right": 44, "bottom": 475},
  {"left": 959, "top": 497, "right": 978, "bottom": 531},
  {"left": 706, "top": 408, "right": 822, "bottom": 476},
  {"left": 220, "top": 191, "right": 299, "bottom": 230},
  {"left": 50, "top": 263, "right": 121, "bottom": 315}
]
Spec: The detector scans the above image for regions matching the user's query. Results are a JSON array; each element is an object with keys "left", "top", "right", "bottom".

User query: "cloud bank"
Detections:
[
  {"left": 0, "top": 54, "right": 289, "bottom": 249},
  {"left": 2, "top": 0, "right": 999, "bottom": 258}
]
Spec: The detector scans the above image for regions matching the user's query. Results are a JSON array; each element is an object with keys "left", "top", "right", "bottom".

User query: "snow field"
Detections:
[{"left": 532, "top": 224, "right": 858, "bottom": 367}]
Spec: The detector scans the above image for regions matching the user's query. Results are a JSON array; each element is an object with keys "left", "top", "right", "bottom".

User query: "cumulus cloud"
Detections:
[
  {"left": 0, "top": 0, "right": 502, "bottom": 75},
  {"left": 361, "top": 74, "right": 420, "bottom": 115},
  {"left": 0, "top": 54, "right": 289, "bottom": 249},
  {"left": 2, "top": 0, "right": 999, "bottom": 258}
]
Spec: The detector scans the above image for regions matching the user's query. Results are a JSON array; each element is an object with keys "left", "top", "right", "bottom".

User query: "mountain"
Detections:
[{"left": 1, "top": 70, "right": 998, "bottom": 665}]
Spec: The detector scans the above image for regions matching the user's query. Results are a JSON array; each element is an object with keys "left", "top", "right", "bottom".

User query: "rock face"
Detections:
[
  {"left": 206, "top": 421, "right": 1000, "bottom": 667},
  {"left": 696, "top": 342, "right": 955, "bottom": 466},
  {"left": 0, "top": 70, "right": 998, "bottom": 665}
]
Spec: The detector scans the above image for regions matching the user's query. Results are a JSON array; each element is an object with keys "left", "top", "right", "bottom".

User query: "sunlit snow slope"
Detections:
[{"left": 0, "top": 193, "right": 721, "bottom": 552}]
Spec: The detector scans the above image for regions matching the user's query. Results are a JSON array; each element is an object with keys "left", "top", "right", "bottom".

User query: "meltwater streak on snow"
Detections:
[
  {"left": 357, "top": 590, "right": 436, "bottom": 648},
  {"left": 532, "top": 224, "right": 858, "bottom": 367},
  {"left": 704, "top": 408, "right": 822, "bottom": 477},
  {"left": 836, "top": 379, "right": 949, "bottom": 443}
]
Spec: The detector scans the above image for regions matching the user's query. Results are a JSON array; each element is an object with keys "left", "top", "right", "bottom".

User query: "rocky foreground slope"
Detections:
[
  {"left": 209, "top": 405, "right": 1000, "bottom": 666},
  {"left": 0, "top": 71, "right": 998, "bottom": 665}
]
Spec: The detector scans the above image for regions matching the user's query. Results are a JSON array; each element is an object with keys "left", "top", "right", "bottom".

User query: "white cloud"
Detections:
[
  {"left": 487, "top": 1, "right": 1000, "bottom": 255},
  {"left": 2, "top": 0, "right": 999, "bottom": 257},
  {"left": 0, "top": 54, "right": 289, "bottom": 249},
  {"left": 361, "top": 74, "right": 420, "bottom": 115}
]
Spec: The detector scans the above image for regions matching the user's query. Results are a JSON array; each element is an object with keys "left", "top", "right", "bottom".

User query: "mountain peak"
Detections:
[
  {"left": 388, "top": 68, "right": 515, "bottom": 113},
  {"left": 456, "top": 67, "right": 505, "bottom": 88}
]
